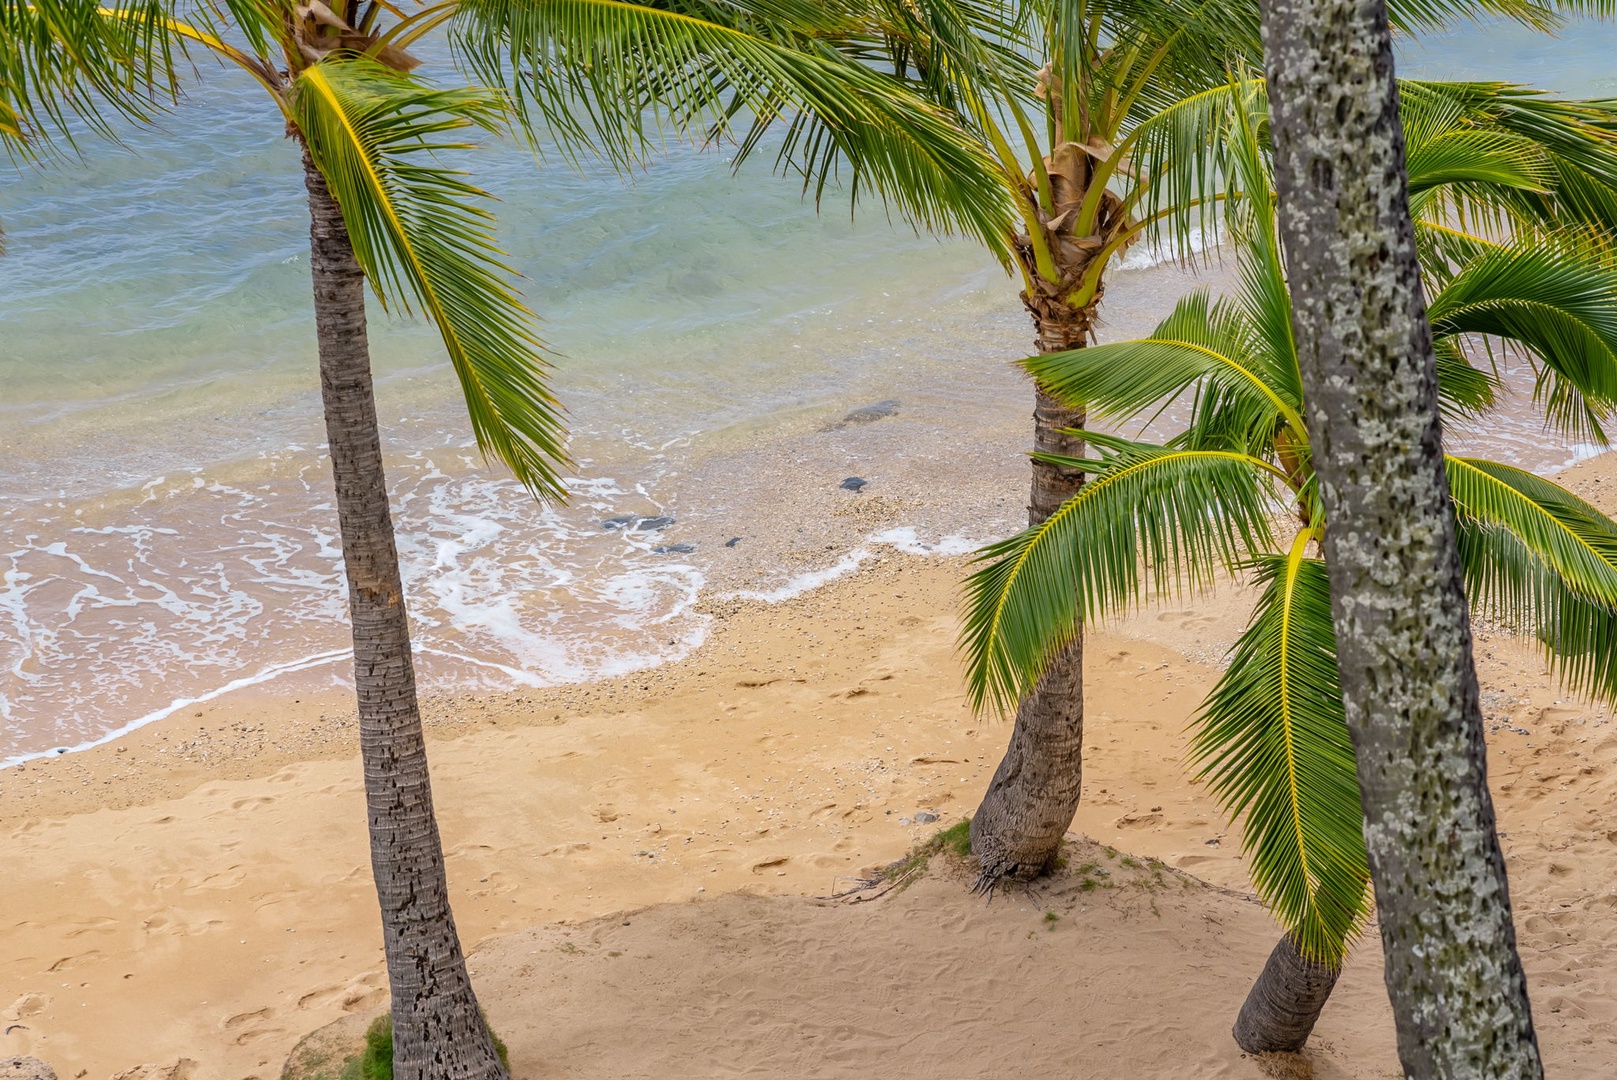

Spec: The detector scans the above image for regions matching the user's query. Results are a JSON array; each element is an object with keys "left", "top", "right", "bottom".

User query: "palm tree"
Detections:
[
  {"left": 5, "top": 1, "right": 1011, "bottom": 1074},
  {"left": 590, "top": 0, "right": 1561, "bottom": 890},
  {"left": 959, "top": 77, "right": 1617, "bottom": 1054}
]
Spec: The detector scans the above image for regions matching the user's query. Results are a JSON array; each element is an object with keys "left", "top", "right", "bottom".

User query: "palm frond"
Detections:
[
  {"left": 1189, "top": 539, "right": 1370, "bottom": 967},
  {"left": 0, "top": 0, "right": 179, "bottom": 160},
  {"left": 449, "top": 0, "right": 1017, "bottom": 262},
  {"left": 1426, "top": 233, "right": 1617, "bottom": 444},
  {"left": 291, "top": 57, "right": 569, "bottom": 500},
  {"left": 1449, "top": 456, "right": 1617, "bottom": 705},
  {"left": 1127, "top": 76, "right": 1258, "bottom": 263},
  {"left": 1432, "top": 336, "right": 1501, "bottom": 419},
  {"left": 1384, "top": 0, "right": 1559, "bottom": 31},
  {"left": 1449, "top": 455, "right": 1617, "bottom": 610},
  {"left": 1024, "top": 289, "right": 1302, "bottom": 450},
  {"left": 960, "top": 436, "right": 1284, "bottom": 714},
  {"left": 1401, "top": 80, "right": 1617, "bottom": 237}
]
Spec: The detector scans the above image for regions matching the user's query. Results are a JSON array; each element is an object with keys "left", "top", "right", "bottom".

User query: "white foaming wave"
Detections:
[
  {"left": 714, "top": 525, "right": 989, "bottom": 608},
  {"left": 0, "top": 648, "right": 349, "bottom": 769},
  {"left": 870, "top": 527, "right": 980, "bottom": 557},
  {"left": 1115, "top": 222, "right": 1220, "bottom": 272},
  {"left": 0, "top": 459, "right": 721, "bottom": 764},
  {"left": 731, "top": 549, "right": 875, "bottom": 604},
  {"left": 394, "top": 465, "right": 710, "bottom": 687}
]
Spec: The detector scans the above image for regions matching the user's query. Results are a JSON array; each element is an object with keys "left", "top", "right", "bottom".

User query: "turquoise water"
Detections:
[{"left": 1, "top": 19, "right": 1611, "bottom": 762}]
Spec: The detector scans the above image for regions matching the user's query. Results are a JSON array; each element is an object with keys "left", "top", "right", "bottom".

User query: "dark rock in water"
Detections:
[
  {"left": 653, "top": 543, "right": 696, "bottom": 555},
  {"left": 601, "top": 515, "right": 639, "bottom": 530},
  {"left": 913, "top": 810, "right": 940, "bottom": 824},
  {"left": 822, "top": 399, "right": 899, "bottom": 431},
  {"left": 634, "top": 515, "right": 676, "bottom": 531},
  {"left": 840, "top": 477, "right": 868, "bottom": 492},
  {"left": 51, "top": 747, "right": 69, "bottom": 756},
  {"left": 843, "top": 399, "right": 899, "bottom": 424},
  {"left": 725, "top": 537, "right": 743, "bottom": 548}
]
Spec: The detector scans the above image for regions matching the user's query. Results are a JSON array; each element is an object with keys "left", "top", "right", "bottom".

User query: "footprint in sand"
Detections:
[
  {"left": 223, "top": 1006, "right": 278, "bottom": 1045},
  {"left": 3, "top": 993, "right": 48, "bottom": 1021},
  {"left": 183, "top": 865, "right": 247, "bottom": 893},
  {"left": 1113, "top": 811, "right": 1164, "bottom": 829},
  {"left": 223, "top": 1006, "right": 273, "bottom": 1030},
  {"left": 64, "top": 917, "right": 117, "bottom": 938},
  {"left": 47, "top": 950, "right": 101, "bottom": 972}
]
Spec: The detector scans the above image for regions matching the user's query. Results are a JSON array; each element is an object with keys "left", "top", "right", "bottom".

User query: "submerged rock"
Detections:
[
  {"left": 725, "top": 537, "right": 743, "bottom": 548},
  {"left": 844, "top": 399, "right": 898, "bottom": 422},
  {"left": 840, "top": 477, "right": 869, "bottom": 492},
  {"left": 653, "top": 543, "right": 696, "bottom": 555},
  {"left": 635, "top": 516, "right": 676, "bottom": 531},
  {"left": 821, "top": 399, "right": 900, "bottom": 431},
  {"left": 601, "top": 515, "right": 639, "bottom": 530}
]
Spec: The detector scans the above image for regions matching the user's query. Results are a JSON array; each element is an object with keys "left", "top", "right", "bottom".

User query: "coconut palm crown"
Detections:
[{"left": 960, "top": 77, "right": 1617, "bottom": 970}]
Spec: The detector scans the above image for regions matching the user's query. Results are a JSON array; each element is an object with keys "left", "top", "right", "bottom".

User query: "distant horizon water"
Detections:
[{"left": 2, "top": 18, "right": 1613, "bottom": 765}]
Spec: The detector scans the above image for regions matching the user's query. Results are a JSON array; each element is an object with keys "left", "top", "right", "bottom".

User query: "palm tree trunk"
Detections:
[
  {"left": 302, "top": 147, "right": 509, "bottom": 1080},
  {"left": 971, "top": 287, "right": 1090, "bottom": 889},
  {"left": 1232, "top": 933, "right": 1342, "bottom": 1053},
  {"left": 1259, "top": 1, "right": 1542, "bottom": 1074}
]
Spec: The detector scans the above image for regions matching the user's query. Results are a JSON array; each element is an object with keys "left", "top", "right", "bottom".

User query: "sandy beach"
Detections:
[{"left": 1, "top": 451, "right": 1615, "bottom": 1078}]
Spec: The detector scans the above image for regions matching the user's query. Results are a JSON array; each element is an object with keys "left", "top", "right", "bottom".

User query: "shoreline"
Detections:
[{"left": 4, "top": 457, "right": 1617, "bottom": 1074}]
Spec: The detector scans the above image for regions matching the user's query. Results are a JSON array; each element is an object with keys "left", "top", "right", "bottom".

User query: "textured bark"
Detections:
[
  {"left": 1232, "top": 933, "right": 1342, "bottom": 1053},
  {"left": 1259, "top": 2, "right": 1542, "bottom": 1076},
  {"left": 302, "top": 148, "right": 508, "bottom": 1080},
  {"left": 971, "top": 263, "right": 1091, "bottom": 889}
]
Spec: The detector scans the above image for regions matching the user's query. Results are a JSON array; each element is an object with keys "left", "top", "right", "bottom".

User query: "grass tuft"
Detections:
[
  {"left": 938, "top": 818, "right": 972, "bottom": 858},
  {"left": 358, "top": 1012, "right": 510, "bottom": 1079},
  {"left": 873, "top": 817, "right": 974, "bottom": 892}
]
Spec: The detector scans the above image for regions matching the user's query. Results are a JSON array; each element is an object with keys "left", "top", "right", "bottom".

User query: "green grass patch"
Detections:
[
  {"left": 877, "top": 817, "right": 973, "bottom": 890},
  {"left": 938, "top": 818, "right": 972, "bottom": 858},
  {"left": 358, "top": 1013, "right": 510, "bottom": 1080}
]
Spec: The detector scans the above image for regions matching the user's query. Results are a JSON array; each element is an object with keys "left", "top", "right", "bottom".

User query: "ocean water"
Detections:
[{"left": 1, "top": 20, "right": 1612, "bottom": 764}]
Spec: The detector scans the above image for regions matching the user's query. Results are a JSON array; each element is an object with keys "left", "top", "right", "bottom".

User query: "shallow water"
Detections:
[{"left": 1, "top": 19, "right": 1611, "bottom": 763}]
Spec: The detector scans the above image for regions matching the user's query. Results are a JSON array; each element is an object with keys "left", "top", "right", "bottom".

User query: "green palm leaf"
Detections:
[
  {"left": 960, "top": 435, "right": 1285, "bottom": 714},
  {"left": 1400, "top": 80, "right": 1617, "bottom": 237},
  {"left": 1024, "top": 289, "right": 1304, "bottom": 448},
  {"left": 290, "top": 57, "right": 569, "bottom": 500},
  {"left": 1449, "top": 456, "right": 1617, "bottom": 606},
  {"left": 1427, "top": 234, "right": 1617, "bottom": 443},
  {"left": 448, "top": 0, "right": 1017, "bottom": 263},
  {"left": 1448, "top": 455, "right": 1617, "bottom": 705},
  {"left": 1450, "top": 456, "right": 1617, "bottom": 702},
  {"left": 0, "top": 0, "right": 179, "bottom": 159},
  {"left": 1189, "top": 538, "right": 1370, "bottom": 967}
]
